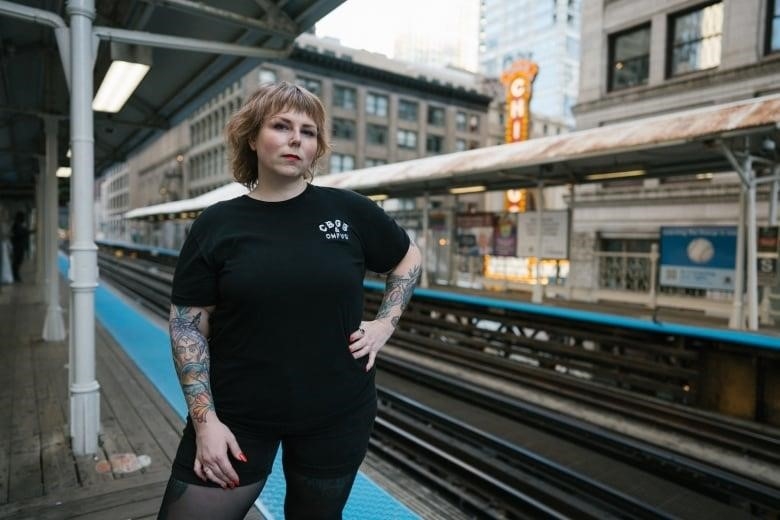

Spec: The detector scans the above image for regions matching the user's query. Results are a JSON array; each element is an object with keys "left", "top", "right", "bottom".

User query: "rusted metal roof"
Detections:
[{"left": 315, "top": 93, "right": 780, "bottom": 197}]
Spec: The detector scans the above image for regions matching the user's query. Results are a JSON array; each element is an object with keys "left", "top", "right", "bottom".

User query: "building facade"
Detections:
[
  {"left": 566, "top": 0, "right": 780, "bottom": 319},
  {"left": 479, "top": 0, "right": 582, "bottom": 127}
]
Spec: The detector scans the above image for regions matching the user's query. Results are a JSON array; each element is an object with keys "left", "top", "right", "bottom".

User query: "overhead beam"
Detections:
[
  {"left": 141, "top": 0, "right": 298, "bottom": 38},
  {"left": 92, "top": 25, "right": 291, "bottom": 58}
]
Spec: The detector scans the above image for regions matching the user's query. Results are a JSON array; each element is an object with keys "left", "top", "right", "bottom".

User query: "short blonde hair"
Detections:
[{"left": 225, "top": 81, "right": 329, "bottom": 188}]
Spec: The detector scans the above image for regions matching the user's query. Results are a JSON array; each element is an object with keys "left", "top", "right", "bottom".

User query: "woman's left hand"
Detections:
[{"left": 348, "top": 320, "right": 395, "bottom": 371}]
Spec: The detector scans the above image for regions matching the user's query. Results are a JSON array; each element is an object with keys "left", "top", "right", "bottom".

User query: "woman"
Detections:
[{"left": 158, "top": 82, "right": 422, "bottom": 519}]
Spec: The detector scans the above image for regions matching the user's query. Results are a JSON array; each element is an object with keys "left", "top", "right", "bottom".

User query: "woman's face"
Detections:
[{"left": 249, "top": 110, "right": 319, "bottom": 180}]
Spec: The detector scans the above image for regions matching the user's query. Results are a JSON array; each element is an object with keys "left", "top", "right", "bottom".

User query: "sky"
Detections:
[{"left": 315, "top": 0, "right": 479, "bottom": 70}]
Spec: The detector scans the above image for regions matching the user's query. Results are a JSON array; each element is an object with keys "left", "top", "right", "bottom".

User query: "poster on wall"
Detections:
[
  {"left": 492, "top": 213, "right": 518, "bottom": 256},
  {"left": 757, "top": 226, "right": 779, "bottom": 286},
  {"left": 457, "top": 213, "right": 494, "bottom": 257},
  {"left": 516, "top": 210, "right": 569, "bottom": 259},
  {"left": 659, "top": 226, "right": 737, "bottom": 291}
]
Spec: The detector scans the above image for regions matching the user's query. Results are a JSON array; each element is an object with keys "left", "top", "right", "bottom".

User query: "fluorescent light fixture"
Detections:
[
  {"left": 56, "top": 167, "right": 71, "bottom": 178},
  {"left": 585, "top": 169, "right": 645, "bottom": 181},
  {"left": 696, "top": 173, "right": 714, "bottom": 180},
  {"left": 449, "top": 185, "right": 487, "bottom": 195},
  {"left": 368, "top": 194, "right": 389, "bottom": 201},
  {"left": 92, "top": 60, "right": 150, "bottom": 113},
  {"left": 66, "top": 148, "right": 71, "bottom": 158}
]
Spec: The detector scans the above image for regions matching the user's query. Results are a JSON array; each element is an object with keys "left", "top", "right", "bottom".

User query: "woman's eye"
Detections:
[
  {"left": 273, "top": 122, "right": 289, "bottom": 130},
  {"left": 303, "top": 129, "right": 317, "bottom": 137}
]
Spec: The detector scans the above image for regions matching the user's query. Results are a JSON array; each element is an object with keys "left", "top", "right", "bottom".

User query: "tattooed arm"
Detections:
[
  {"left": 169, "top": 305, "right": 244, "bottom": 488},
  {"left": 348, "top": 242, "right": 422, "bottom": 370}
]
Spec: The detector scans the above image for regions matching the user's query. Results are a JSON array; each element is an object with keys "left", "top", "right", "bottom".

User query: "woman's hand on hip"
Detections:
[
  {"left": 192, "top": 413, "right": 246, "bottom": 488},
  {"left": 348, "top": 320, "right": 395, "bottom": 371}
]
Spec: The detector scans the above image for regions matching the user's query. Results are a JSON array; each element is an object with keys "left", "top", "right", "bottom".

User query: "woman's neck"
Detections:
[{"left": 248, "top": 176, "right": 307, "bottom": 202}]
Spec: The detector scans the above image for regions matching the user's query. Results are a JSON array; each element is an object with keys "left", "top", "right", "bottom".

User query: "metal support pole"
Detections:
[
  {"left": 68, "top": 0, "right": 100, "bottom": 456},
  {"left": 421, "top": 191, "right": 430, "bottom": 288},
  {"left": 35, "top": 160, "right": 46, "bottom": 288},
  {"left": 729, "top": 188, "right": 746, "bottom": 329},
  {"left": 565, "top": 183, "right": 574, "bottom": 300},
  {"left": 770, "top": 164, "right": 779, "bottom": 226},
  {"left": 532, "top": 180, "right": 544, "bottom": 303},
  {"left": 745, "top": 155, "right": 758, "bottom": 330},
  {"left": 43, "top": 117, "right": 65, "bottom": 340}
]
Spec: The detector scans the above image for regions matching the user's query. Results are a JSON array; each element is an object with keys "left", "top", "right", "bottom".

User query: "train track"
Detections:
[{"left": 97, "top": 250, "right": 780, "bottom": 518}]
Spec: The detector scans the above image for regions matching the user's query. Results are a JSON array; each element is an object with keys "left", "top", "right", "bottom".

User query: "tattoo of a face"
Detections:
[
  {"left": 170, "top": 307, "right": 214, "bottom": 423},
  {"left": 376, "top": 263, "right": 422, "bottom": 325}
]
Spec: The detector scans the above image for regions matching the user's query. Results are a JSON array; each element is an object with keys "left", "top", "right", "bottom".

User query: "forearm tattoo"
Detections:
[
  {"left": 170, "top": 307, "right": 214, "bottom": 423},
  {"left": 376, "top": 263, "right": 422, "bottom": 327}
]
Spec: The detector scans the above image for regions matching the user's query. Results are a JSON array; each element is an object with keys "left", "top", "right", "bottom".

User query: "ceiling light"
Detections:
[
  {"left": 56, "top": 167, "right": 72, "bottom": 178},
  {"left": 93, "top": 43, "right": 152, "bottom": 113},
  {"left": 449, "top": 185, "right": 487, "bottom": 194},
  {"left": 368, "top": 194, "right": 389, "bottom": 201},
  {"left": 585, "top": 169, "right": 645, "bottom": 181},
  {"left": 93, "top": 60, "right": 150, "bottom": 113}
]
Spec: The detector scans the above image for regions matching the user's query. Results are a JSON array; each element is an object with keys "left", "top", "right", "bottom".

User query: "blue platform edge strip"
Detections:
[
  {"left": 58, "top": 253, "right": 418, "bottom": 520},
  {"left": 364, "top": 280, "right": 780, "bottom": 352}
]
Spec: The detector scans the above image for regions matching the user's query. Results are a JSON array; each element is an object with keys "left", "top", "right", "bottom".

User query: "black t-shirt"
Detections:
[{"left": 171, "top": 184, "right": 410, "bottom": 428}]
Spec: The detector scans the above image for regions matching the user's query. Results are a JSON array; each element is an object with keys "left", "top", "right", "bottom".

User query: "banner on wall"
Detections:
[
  {"left": 659, "top": 226, "right": 737, "bottom": 291},
  {"left": 492, "top": 213, "right": 518, "bottom": 256},
  {"left": 457, "top": 213, "right": 494, "bottom": 257},
  {"left": 516, "top": 211, "right": 569, "bottom": 259},
  {"left": 757, "top": 226, "right": 779, "bottom": 286}
]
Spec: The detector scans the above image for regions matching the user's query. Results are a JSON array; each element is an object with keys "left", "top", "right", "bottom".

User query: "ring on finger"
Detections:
[{"left": 359, "top": 327, "right": 366, "bottom": 335}]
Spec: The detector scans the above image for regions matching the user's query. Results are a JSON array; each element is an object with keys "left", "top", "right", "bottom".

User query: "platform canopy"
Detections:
[
  {"left": 0, "top": 0, "right": 345, "bottom": 200},
  {"left": 124, "top": 93, "right": 780, "bottom": 222},
  {"left": 314, "top": 93, "right": 780, "bottom": 198}
]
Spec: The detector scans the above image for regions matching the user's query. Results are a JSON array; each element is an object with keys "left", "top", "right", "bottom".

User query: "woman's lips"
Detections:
[{"left": 282, "top": 154, "right": 301, "bottom": 160}]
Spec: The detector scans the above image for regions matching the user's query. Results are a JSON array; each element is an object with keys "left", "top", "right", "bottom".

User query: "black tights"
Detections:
[{"left": 157, "top": 468, "right": 358, "bottom": 520}]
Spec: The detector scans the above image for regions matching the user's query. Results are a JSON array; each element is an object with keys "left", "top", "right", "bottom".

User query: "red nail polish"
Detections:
[{"left": 238, "top": 453, "right": 248, "bottom": 462}]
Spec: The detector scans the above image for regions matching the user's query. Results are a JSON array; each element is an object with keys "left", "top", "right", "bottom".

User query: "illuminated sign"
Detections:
[
  {"left": 501, "top": 59, "right": 538, "bottom": 143},
  {"left": 501, "top": 60, "right": 538, "bottom": 212}
]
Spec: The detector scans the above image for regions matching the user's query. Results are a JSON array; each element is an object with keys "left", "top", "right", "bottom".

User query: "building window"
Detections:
[
  {"left": 365, "top": 158, "right": 387, "bottom": 167},
  {"left": 258, "top": 69, "right": 277, "bottom": 84},
  {"left": 329, "top": 153, "right": 354, "bottom": 173},
  {"left": 366, "top": 93, "right": 388, "bottom": 117},
  {"left": 296, "top": 76, "right": 322, "bottom": 96},
  {"left": 397, "top": 129, "right": 417, "bottom": 149},
  {"left": 333, "top": 85, "right": 356, "bottom": 110},
  {"left": 455, "top": 139, "right": 467, "bottom": 151},
  {"left": 366, "top": 124, "right": 388, "bottom": 145},
  {"left": 668, "top": 2, "right": 723, "bottom": 77},
  {"left": 426, "top": 135, "right": 443, "bottom": 153},
  {"left": 332, "top": 118, "right": 356, "bottom": 140},
  {"left": 468, "top": 115, "right": 480, "bottom": 133},
  {"left": 768, "top": 0, "right": 780, "bottom": 54},
  {"left": 609, "top": 24, "right": 650, "bottom": 90},
  {"left": 427, "top": 106, "right": 445, "bottom": 126},
  {"left": 398, "top": 99, "right": 418, "bottom": 121},
  {"left": 455, "top": 111, "right": 467, "bottom": 132}
]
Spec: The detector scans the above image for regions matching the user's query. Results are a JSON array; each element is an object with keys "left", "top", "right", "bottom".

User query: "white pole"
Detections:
[
  {"left": 43, "top": 117, "right": 65, "bottom": 340},
  {"left": 532, "top": 180, "right": 544, "bottom": 303},
  {"left": 67, "top": 0, "right": 100, "bottom": 456},
  {"left": 35, "top": 159, "right": 46, "bottom": 288},
  {"left": 729, "top": 188, "right": 746, "bottom": 329},
  {"left": 770, "top": 165, "right": 779, "bottom": 226},
  {"left": 745, "top": 155, "right": 758, "bottom": 330},
  {"left": 421, "top": 191, "right": 430, "bottom": 288}
]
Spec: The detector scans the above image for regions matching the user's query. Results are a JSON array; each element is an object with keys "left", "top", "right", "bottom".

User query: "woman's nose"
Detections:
[{"left": 289, "top": 129, "right": 301, "bottom": 145}]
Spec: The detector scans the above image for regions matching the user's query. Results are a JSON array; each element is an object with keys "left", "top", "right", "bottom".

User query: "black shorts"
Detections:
[{"left": 171, "top": 398, "right": 376, "bottom": 487}]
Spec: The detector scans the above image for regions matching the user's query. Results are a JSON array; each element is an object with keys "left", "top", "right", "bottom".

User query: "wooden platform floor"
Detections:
[{"left": 0, "top": 275, "right": 262, "bottom": 520}]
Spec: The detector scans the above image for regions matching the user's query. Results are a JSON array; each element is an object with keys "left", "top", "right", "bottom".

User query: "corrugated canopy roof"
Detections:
[
  {"left": 0, "top": 0, "right": 344, "bottom": 199},
  {"left": 313, "top": 93, "right": 780, "bottom": 197},
  {"left": 125, "top": 94, "right": 780, "bottom": 220}
]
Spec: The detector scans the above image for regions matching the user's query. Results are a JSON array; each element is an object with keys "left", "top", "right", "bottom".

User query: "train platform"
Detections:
[{"left": 0, "top": 262, "right": 459, "bottom": 520}]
